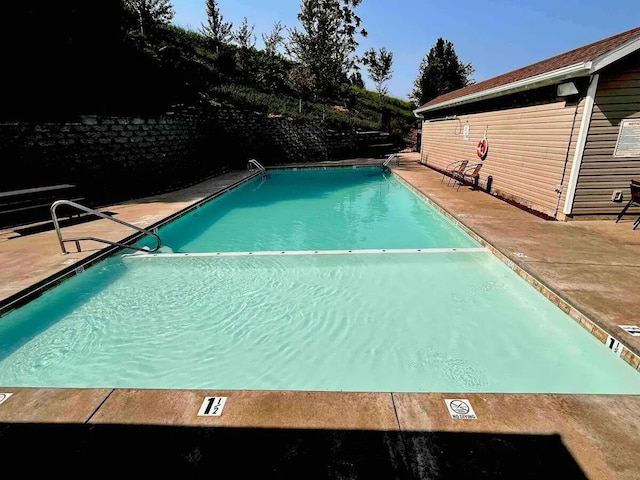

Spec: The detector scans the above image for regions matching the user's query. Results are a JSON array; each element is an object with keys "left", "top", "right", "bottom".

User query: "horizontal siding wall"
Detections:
[
  {"left": 421, "top": 100, "right": 583, "bottom": 218},
  {"left": 573, "top": 54, "right": 640, "bottom": 216}
]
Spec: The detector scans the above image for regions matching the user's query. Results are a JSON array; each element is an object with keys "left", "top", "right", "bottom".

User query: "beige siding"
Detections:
[
  {"left": 421, "top": 100, "right": 584, "bottom": 218},
  {"left": 572, "top": 56, "right": 640, "bottom": 216}
]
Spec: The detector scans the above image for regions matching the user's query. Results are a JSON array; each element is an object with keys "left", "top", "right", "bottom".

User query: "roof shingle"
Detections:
[{"left": 418, "top": 26, "right": 640, "bottom": 111}]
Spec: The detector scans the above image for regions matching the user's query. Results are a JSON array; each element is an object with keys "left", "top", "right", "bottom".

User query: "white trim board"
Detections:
[{"left": 563, "top": 74, "right": 600, "bottom": 215}]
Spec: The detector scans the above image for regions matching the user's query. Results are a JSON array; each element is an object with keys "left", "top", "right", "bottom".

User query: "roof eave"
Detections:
[
  {"left": 590, "top": 36, "right": 640, "bottom": 73},
  {"left": 413, "top": 62, "right": 591, "bottom": 116}
]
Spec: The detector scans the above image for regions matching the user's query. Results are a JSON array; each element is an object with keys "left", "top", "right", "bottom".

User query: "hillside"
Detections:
[
  {"left": 154, "top": 25, "right": 415, "bottom": 134},
  {"left": 1, "top": 4, "right": 415, "bottom": 136}
]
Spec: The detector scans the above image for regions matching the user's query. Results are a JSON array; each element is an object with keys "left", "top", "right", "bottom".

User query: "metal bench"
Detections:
[{"left": 0, "top": 184, "right": 84, "bottom": 228}]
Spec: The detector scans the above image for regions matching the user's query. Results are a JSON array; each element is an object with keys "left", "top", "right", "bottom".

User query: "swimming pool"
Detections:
[
  {"left": 154, "top": 167, "right": 478, "bottom": 252},
  {"left": 1, "top": 167, "right": 639, "bottom": 393}
]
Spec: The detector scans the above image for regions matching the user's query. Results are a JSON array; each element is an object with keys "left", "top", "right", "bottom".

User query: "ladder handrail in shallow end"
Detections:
[
  {"left": 381, "top": 153, "right": 398, "bottom": 171},
  {"left": 50, "top": 200, "right": 162, "bottom": 254},
  {"left": 247, "top": 159, "right": 267, "bottom": 178}
]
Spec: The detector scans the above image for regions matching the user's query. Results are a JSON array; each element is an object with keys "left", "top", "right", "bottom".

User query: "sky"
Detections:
[{"left": 171, "top": 0, "right": 640, "bottom": 100}]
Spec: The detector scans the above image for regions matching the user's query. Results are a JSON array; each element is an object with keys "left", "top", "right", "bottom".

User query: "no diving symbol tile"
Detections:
[
  {"left": 444, "top": 398, "right": 477, "bottom": 420},
  {"left": 619, "top": 325, "right": 640, "bottom": 337},
  {"left": 0, "top": 393, "right": 13, "bottom": 406}
]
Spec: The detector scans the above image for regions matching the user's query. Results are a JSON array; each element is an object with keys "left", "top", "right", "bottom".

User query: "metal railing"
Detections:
[
  {"left": 247, "top": 159, "right": 267, "bottom": 177},
  {"left": 50, "top": 200, "right": 161, "bottom": 254},
  {"left": 381, "top": 153, "right": 398, "bottom": 170}
]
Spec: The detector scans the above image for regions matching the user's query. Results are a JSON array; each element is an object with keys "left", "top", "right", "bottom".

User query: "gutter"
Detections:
[{"left": 413, "top": 62, "right": 591, "bottom": 115}]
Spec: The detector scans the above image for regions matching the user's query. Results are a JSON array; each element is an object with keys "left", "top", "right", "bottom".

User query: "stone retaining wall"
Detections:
[{"left": 1, "top": 107, "right": 397, "bottom": 204}]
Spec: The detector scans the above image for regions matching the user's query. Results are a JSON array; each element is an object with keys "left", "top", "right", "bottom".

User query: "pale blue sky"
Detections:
[{"left": 171, "top": 0, "right": 640, "bottom": 100}]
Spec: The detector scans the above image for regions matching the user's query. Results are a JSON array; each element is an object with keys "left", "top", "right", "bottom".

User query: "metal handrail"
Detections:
[
  {"left": 50, "top": 200, "right": 161, "bottom": 254},
  {"left": 247, "top": 159, "right": 267, "bottom": 177},
  {"left": 381, "top": 153, "right": 398, "bottom": 170}
]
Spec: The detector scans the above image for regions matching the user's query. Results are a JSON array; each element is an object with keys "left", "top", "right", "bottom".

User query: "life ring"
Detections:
[{"left": 476, "top": 138, "right": 489, "bottom": 160}]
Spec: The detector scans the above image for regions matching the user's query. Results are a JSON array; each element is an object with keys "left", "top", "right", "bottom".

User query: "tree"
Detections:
[
  {"left": 410, "top": 38, "right": 474, "bottom": 106},
  {"left": 124, "top": 0, "right": 174, "bottom": 35},
  {"left": 288, "top": 64, "right": 316, "bottom": 112},
  {"left": 201, "top": 0, "right": 233, "bottom": 44},
  {"left": 232, "top": 17, "right": 256, "bottom": 84},
  {"left": 362, "top": 47, "right": 393, "bottom": 98},
  {"left": 286, "top": 0, "right": 367, "bottom": 100},
  {"left": 233, "top": 17, "right": 256, "bottom": 49},
  {"left": 262, "top": 21, "right": 286, "bottom": 56},
  {"left": 349, "top": 71, "right": 364, "bottom": 88}
]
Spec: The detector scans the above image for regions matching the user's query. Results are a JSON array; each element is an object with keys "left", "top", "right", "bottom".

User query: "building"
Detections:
[{"left": 413, "top": 26, "right": 640, "bottom": 220}]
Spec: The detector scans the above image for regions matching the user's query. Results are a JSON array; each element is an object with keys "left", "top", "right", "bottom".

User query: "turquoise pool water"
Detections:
[
  {"left": 155, "top": 168, "right": 478, "bottom": 252},
  {"left": 1, "top": 167, "right": 639, "bottom": 393}
]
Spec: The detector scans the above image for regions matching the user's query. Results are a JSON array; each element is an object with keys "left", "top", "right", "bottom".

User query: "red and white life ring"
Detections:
[{"left": 476, "top": 138, "right": 489, "bottom": 160}]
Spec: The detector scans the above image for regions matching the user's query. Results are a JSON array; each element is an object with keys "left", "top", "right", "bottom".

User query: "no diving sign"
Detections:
[
  {"left": 0, "top": 393, "right": 13, "bottom": 406},
  {"left": 619, "top": 325, "right": 640, "bottom": 337},
  {"left": 444, "top": 399, "right": 477, "bottom": 420}
]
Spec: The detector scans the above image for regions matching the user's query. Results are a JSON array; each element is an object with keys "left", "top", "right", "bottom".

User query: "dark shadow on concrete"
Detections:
[
  {"left": 0, "top": 422, "right": 588, "bottom": 478},
  {"left": 401, "top": 430, "right": 587, "bottom": 479}
]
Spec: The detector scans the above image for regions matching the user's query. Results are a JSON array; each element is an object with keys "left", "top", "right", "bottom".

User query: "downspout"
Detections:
[{"left": 560, "top": 74, "right": 600, "bottom": 217}]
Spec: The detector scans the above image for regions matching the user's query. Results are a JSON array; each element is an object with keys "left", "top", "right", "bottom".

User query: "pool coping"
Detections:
[
  {"left": 0, "top": 387, "right": 637, "bottom": 478},
  {"left": 391, "top": 170, "right": 640, "bottom": 374}
]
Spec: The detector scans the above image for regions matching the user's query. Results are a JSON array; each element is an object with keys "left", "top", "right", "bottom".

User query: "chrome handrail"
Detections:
[
  {"left": 50, "top": 200, "right": 161, "bottom": 254},
  {"left": 381, "top": 153, "right": 398, "bottom": 170},
  {"left": 247, "top": 159, "right": 267, "bottom": 177},
  {"left": 382, "top": 153, "right": 397, "bottom": 167}
]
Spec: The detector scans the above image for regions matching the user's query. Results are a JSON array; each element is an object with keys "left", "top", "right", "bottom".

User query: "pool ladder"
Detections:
[
  {"left": 381, "top": 153, "right": 398, "bottom": 171},
  {"left": 247, "top": 159, "right": 267, "bottom": 178},
  {"left": 50, "top": 200, "right": 162, "bottom": 254}
]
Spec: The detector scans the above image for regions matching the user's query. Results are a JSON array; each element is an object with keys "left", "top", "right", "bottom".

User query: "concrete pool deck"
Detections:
[{"left": 0, "top": 153, "right": 639, "bottom": 478}]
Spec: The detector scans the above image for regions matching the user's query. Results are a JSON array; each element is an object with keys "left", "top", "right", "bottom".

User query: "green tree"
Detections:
[
  {"left": 349, "top": 71, "right": 364, "bottom": 88},
  {"left": 257, "top": 22, "right": 288, "bottom": 91},
  {"left": 232, "top": 17, "right": 256, "bottom": 84},
  {"left": 201, "top": 0, "right": 233, "bottom": 44},
  {"left": 286, "top": 0, "right": 367, "bottom": 100},
  {"left": 410, "top": 37, "right": 474, "bottom": 106},
  {"left": 262, "top": 21, "right": 286, "bottom": 56},
  {"left": 288, "top": 64, "right": 316, "bottom": 112},
  {"left": 233, "top": 17, "right": 256, "bottom": 49},
  {"left": 362, "top": 47, "right": 393, "bottom": 98},
  {"left": 124, "top": 0, "right": 174, "bottom": 35}
]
